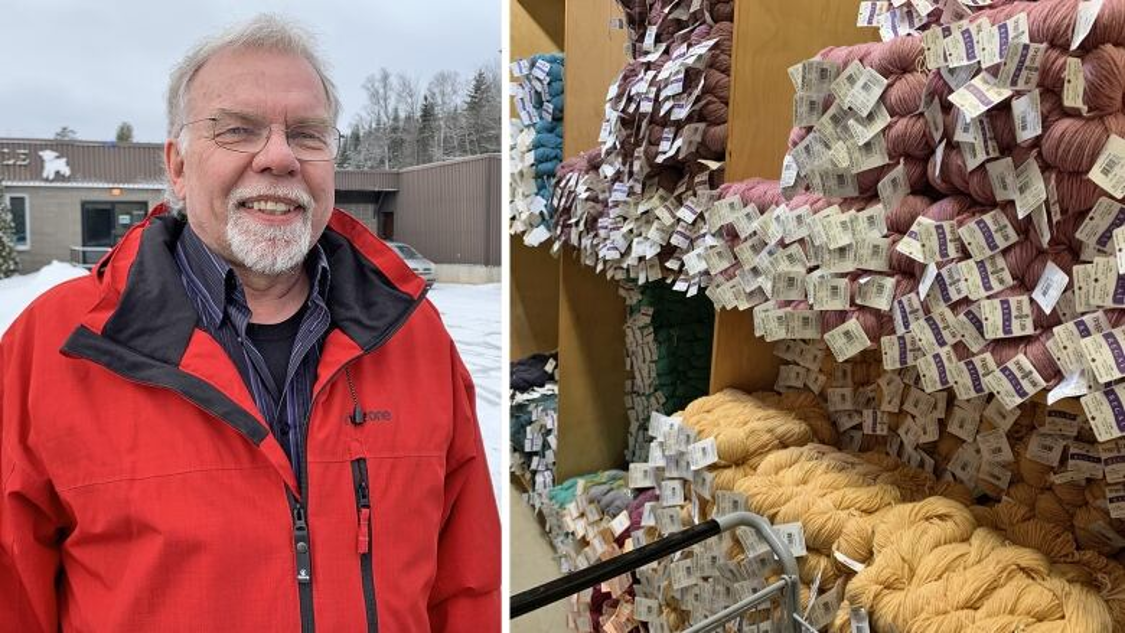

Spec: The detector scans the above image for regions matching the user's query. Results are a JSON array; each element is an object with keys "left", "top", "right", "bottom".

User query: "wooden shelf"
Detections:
[
  {"left": 562, "top": 0, "right": 628, "bottom": 157},
  {"left": 710, "top": 0, "right": 877, "bottom": 394},
  {"left": 556, "top": 250, "right": 628, "bottom": 480},
  {"left": 511, "top": 236, "right": 561, "bottom": 360},
  {"left": 511, "top": 0, "right": 565, "bottom": 59}
]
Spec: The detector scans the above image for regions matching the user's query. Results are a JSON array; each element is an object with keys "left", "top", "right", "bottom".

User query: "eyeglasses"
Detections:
[{"left": 180, "top": 113, "right": 342, "bottom": 162}]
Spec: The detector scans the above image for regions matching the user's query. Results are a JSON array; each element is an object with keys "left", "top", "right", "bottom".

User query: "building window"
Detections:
[{"left": 4, "top": 194, "right": 28, "bottom": 250}]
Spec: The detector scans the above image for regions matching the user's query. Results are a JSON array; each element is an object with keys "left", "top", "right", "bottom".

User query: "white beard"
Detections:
[{"left": 225, "top": 185, "right": 316, "bottom": 276}]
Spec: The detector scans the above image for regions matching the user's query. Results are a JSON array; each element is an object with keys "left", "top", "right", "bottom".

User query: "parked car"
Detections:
[{"left": 387, "top": 241, "right": 437, "bottom": 287}]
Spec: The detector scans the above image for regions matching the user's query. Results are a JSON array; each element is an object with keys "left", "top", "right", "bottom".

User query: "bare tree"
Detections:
[
  {"left": 360, "top": 69, "right": 396, "bottom": 169},
  {"left": 427, "top": 71, "right": 463, "bottom": 160}
]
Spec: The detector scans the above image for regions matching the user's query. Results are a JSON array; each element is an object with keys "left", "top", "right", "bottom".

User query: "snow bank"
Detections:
[{"left": 0, "top": 262, "right": 88, "bottom": 336}]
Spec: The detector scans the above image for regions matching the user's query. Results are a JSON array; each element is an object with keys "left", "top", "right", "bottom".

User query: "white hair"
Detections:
[{"left": 163, "top": 13, "right": 340, "bottom": 214}]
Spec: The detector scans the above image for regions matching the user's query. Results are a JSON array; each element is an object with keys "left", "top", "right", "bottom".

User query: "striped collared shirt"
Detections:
[{"left": 173, "top": 223, "right": 332, "bottom": 488}]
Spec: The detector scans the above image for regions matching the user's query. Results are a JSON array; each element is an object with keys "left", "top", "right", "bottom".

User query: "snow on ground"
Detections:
[
  {"left": 0, "top": 261, "right": 88, "bottom": 335},
  {"left": 0, "top": 266, "right": 505, "bottom": 504},
  {"left": 427, "top": 283, "right": 503, "bottom": 503}
]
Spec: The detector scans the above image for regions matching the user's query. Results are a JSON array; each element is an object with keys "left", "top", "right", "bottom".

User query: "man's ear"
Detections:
[{"left": 164, "top": 139, "right": 187, "bottom": 200}]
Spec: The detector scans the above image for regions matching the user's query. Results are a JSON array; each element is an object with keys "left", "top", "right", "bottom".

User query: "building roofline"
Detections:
[
  {"left": 0, "top": 180, "right": 164, "bottom": 190},
  {"left": 0, "top": 137, "right": 165, "bottom": 148},
  {"left": 396, "top": 153, "right": 501, "bottom": 173}
]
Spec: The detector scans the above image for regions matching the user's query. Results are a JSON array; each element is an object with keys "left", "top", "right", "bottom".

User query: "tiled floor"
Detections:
[{"left": 509, "top": 482, "right": 570, "bottom": 632}]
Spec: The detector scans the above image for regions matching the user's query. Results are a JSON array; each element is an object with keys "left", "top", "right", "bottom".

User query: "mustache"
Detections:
[{"left": 227, "top": 184, "right": 315, "bottom": 211}]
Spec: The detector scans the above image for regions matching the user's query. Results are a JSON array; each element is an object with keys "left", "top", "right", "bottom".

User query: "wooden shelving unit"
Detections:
[
  {"left": 710, "top": 1, "right": 876, "bottom": 394},
  {"left": 510, "top": 0, "right": 875, "bottom": 480}
]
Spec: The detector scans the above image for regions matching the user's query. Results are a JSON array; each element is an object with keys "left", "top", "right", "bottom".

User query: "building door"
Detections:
[
  {"left": 80, "top": 201, "right": 147, "bottom": 265},
  {"left": 379, "top": 211, "right": 394, "bottom": 239}
]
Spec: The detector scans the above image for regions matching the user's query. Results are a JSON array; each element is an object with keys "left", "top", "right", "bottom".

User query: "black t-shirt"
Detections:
[{"left": 246, "top": 305, "right": 307, "bottom": 396}]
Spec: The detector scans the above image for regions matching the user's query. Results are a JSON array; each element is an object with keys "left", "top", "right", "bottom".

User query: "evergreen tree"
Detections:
[
  {"left": 115, "top": 122, "right": 134, "bottom": 143},
  {"left": 337, "top": 125, "right": 362, "bottom": 168},
  {"left": 462, "top": 67, "right": 501, "bottom": 155},
  {"left": 387, "top": 108, "right": 406, "bottom": 168},
  {"left": 416, "top": 94, "right": 437, "bottom": 165},
  {"left": 54, "top": 126, "right": 78, "bottom": 141},
  {"left": 0, "top": 183, "right": 20, "bottom": 278},
  {"left": 462, "top": 69, "right": 488, "bottom": 155}
]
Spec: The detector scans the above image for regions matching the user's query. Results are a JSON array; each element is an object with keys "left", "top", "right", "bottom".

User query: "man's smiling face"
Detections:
[{"left": 166, "top": 47, "right": 336, "bottom": 275}]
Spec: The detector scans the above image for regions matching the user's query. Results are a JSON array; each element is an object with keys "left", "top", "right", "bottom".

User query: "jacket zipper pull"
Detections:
[
  {"left": 357, "top": 480, "right": 371, "bottom": 554},
  {"left": 293, "top": 505, "right": 313, "bottom": 584},
  {"left": 352, "top": 405, "right": 365, "bottom": 425}
]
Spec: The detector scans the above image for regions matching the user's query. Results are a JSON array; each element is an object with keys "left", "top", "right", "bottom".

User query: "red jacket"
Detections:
[{"left": 0, "top": 208, "right": 500, "bottom": 631}]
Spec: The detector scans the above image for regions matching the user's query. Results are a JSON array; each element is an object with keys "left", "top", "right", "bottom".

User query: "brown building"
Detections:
[{"left": 0, "top": 138, "right": 499, "bottom": 280}]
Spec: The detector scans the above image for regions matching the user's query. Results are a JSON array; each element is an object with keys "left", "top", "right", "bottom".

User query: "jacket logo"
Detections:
[{"left": 347, "top": 409, "right": 393, "bottom": 424}]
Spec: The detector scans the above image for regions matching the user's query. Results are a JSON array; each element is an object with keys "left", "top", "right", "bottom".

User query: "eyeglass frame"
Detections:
[{"left": 177, "top": 112, "right": 343, "bottom": 162}]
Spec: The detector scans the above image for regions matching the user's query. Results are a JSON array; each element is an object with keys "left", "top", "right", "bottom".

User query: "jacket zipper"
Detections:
[
  {"left": 351, "top": 458, "right": 379, "bottom": 632},
  {"left": 289, "top": 492, "right": 316, "bottom": 633},
  {"left": 290, "top": 283, "right": 429, "bottom": 632}
]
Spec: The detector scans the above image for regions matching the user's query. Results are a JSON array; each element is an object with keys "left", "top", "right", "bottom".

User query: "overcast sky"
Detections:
[{"left": 0, "top": 1, "right": 501, "bottom": 142}]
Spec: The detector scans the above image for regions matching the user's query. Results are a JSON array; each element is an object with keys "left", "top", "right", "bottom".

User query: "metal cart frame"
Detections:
[{"left": 512, "top": 511, "right": 804, "bottom": 633}]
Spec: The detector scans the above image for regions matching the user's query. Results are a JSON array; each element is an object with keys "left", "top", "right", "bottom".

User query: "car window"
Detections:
[{"left": 393, "top": 244, "right": 423, "bottom": 259}]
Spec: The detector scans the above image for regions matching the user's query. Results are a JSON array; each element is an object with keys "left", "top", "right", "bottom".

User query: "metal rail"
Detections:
[{"left": 511, "top": 511, "right": 802, "bottom": 632}]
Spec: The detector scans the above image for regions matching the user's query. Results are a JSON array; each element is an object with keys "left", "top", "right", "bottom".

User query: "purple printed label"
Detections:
[
  {"left": 975, "top": 218, "right": 1000, "bottom": 253},
  {"left": 1001, "top": 299, "right": 1014, "bottom": 336},
  {"left": 1096, "top": 208, "right": 1125, "bottom": 249},
  {"left": 897, "top": 299, "right": 912, "bottom": 328},
  {"left": 1050, "top": 410, "right": 1080, "bottom": 421},
  {"left": 966, "top": 361, "right": 985, "bottom": 394},
  {"left": 965, "top": 82, "right": 993, "bottom": 105},
  {"left": 997, "top": 24, "right": 1011, "bottom": 59},
  {"left": 1072, "top": 452, "right": 1101, "bottom": 465},
  {"left": 1103, "top": 332, "right": 1125, "bottom": 375},
  {"left": 866, "top": 3, "right": 878, "bottom": 23},
  {"left": 1110, "top": 493, "right": 1125, "bottom": 504},
  {"left": 1106, "top": 389, "right": 1125, "bottom": 433},
  {"left": 976, "top": 260, "right": 994, "bottom": 292},
  {"left": 936, "top": 225, "right": 950, "bottom": 259},
  {"left": 926, "top": 317, "right": 947, "bottom": 347},
  {"left": 934, "top": 354, "right": 949, "bottom": 386},
  {"left": 1076, "top": 319, "right": 1093, "bottom": 338},
  {"left": 1000, "top": 366, "right": 1029, "bottom": 399},
  {"left": 961, "top": 29, "right": 977, "bottom": 60},
  {"left": 1114, "top": 277, "right": 1125, "bottom": 306},
  {"left": 979, "top": 119, "right": 993, "bottom": 147},
  {"left": 965, "top": 309, "right": 985, "bottom": 335},
  {"left": 1105, "top": 455, "right": 1125, "bottom": 467},
  {"left": 1012, "top": 45, "right": 1030, "bottom": 82},
  {"left": 889, "top": 15, "right": 900, "bottom": 37},
  {"left": 937, "top": 274, "right": 952, "bottom": 303},
  {"left": 899, "top": 336, "right": 908, "bottom": 367}
]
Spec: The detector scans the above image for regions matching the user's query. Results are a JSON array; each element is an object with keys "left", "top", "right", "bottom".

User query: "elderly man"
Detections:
[{"left": 0, "top": 14, "right": 499, "bottom": 632}]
